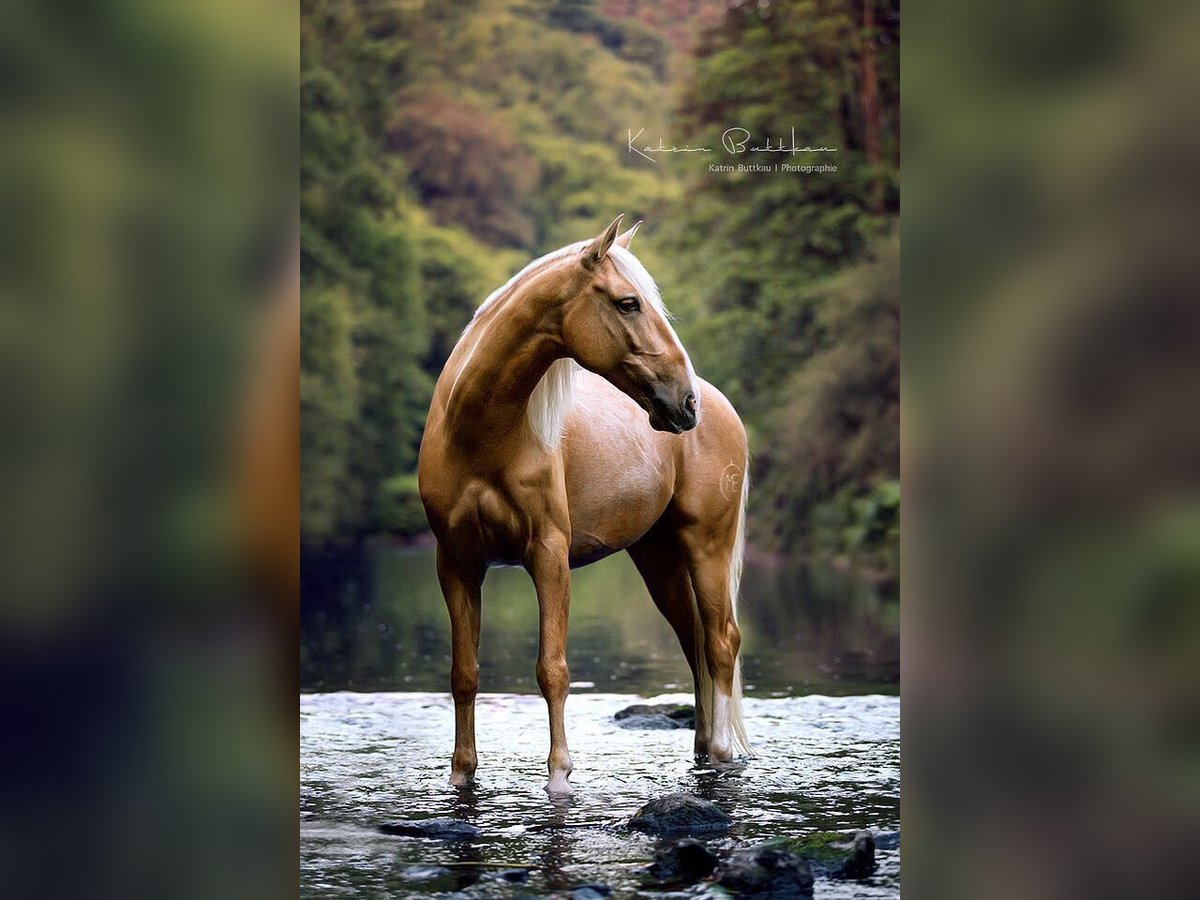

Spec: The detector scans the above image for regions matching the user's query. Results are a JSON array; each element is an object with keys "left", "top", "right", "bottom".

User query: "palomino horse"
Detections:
[{"left": 418, "top": 215, "right": 752, "bottom": 794}]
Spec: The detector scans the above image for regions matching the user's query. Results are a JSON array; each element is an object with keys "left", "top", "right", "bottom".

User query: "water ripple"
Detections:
[{"left": 302, "top": 692, "right": 899, "bottom": 897}]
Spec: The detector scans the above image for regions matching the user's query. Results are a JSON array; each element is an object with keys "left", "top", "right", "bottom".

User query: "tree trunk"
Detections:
[{"left": 860, "top": 0, "right": 883, "bottom": 212}]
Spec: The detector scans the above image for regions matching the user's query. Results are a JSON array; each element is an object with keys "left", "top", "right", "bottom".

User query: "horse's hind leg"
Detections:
[
  {"left": 628, "top": 527, "right": 710, "bottom": 756},
  {"left": 680, "top": 530, "right": 745, "bottom": 763},
  {"left": 435, "top": 545, "right": 485, "bottom": 786}
]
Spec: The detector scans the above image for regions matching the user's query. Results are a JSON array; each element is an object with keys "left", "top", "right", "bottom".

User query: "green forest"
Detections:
[{"left": 301, "top": 0, "right": 899, "bottom": 574}]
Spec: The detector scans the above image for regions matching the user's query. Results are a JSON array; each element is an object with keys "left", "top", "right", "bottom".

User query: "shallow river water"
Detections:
[{"left": 301, "top": 547, "right": 900, "bottom": 898}]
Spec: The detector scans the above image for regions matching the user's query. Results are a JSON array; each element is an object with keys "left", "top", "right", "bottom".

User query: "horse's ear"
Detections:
[
  {"left": 581, "top": 214, "right": 624, "bottom": 270},
  {"left": 615, "top": 220, "right": 642, "bottom": 249}
]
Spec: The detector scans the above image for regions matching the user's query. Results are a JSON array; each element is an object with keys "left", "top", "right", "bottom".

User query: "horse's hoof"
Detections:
[
  {"left": 449, "top": 771, "right": 475, "bottom": 787},
  {"left": 707, "top": 743, "right": 733, "bottom": 763},
  {"left": 545, "top": 774, "right": 573, "bottom": 796}
]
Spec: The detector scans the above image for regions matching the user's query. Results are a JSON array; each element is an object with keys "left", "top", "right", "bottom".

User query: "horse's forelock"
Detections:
[{"left": 607, "top": 245, "right": 669, "bottom": 319}]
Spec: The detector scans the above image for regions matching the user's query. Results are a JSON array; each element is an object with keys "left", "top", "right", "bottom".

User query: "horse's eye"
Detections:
[{"left": 615, "top": 296, "right": 640, "bottom": 314}]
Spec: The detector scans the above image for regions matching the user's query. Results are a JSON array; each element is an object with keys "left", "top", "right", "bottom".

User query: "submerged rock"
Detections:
[
  {"left": 396, "top": 862, "right": 482, "bottom": 892},
  {"left": 613, "top": 703, "right": 695, "bottom": 730},
  {"left": 397, "top": 864, "right": 451, "bottom": 882},
  {"left": 378, "top": 817, "right": 481, "bottom": 840},
  {"left": 874, "top": 829, "right": 900, "bottom": 851},
  {"left": 716, "top": 844, "right": 814, "bottom": 898},
  {"left": 489, "top": 868, "right": 530, "bottom": 884},
  {"left": 646, "top": 838, "right": 718, "bottom": 884},
  {"left": 616, "top": 713, "right": 683, "bottom": 730},
  {"left": 628, "top": 793, "right": 731, "bottom": 835},
  {"left": 569, "top": 884, "right": 612, "bottom": 899}
]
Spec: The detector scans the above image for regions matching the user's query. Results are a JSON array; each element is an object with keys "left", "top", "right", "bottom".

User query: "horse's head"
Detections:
[{"left": 559, "top": 216, "right": 701, "bottom": 434}]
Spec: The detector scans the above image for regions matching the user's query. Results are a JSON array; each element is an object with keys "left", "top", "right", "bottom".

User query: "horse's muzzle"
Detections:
[{"left": 648, "top": 388, "right": 698, "bottom": 433}]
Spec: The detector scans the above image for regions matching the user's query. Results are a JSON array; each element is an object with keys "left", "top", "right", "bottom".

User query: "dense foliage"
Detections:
[
  {"left": 661, "top": 0, "right": 900, "bottom": 567},
  {"left": 301, "top": 0, "right": 899, "bottom": 572}
]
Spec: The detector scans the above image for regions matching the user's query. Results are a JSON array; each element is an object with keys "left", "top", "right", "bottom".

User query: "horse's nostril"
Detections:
[{"left": 684, "top": 392, "right": 697, "bottom": 413}]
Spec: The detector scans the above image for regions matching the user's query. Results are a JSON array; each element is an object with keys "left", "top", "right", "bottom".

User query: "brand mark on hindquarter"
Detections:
[{"left": 720, "top": 463, "right": 741, "bottom": 501}]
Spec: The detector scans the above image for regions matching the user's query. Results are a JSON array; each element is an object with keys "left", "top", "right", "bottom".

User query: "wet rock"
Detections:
[
  {"left": 776, "top": 829, "right": 878, "bottom": 879},
  {"left": 628, "top": 793, "right": 731, "bottom": 835},
  {"left": 646, "top": 838, "right": 718, "bottom": 883},
  {"left": 833, "top": 830, "right": 876, "bottom": 879},
  {"left": 378, "top": 817, "right": 481, "bottom": 840},
  {"left": 716, "top": 844, "right": 814, "bottom": 898},
  {"left": 569, "top": 884, "right": 612, "bottom": 899},
  {"left": 613, "top": 703, "right": 695, "bottom": 730}
]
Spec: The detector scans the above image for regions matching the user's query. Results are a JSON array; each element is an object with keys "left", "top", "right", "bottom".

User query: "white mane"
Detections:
[
  {"left": 452, "top": 239, "right": 692, "bottom": 449},
  {"left": 526, "top": 357, "right": 581, "bottom": 448}
]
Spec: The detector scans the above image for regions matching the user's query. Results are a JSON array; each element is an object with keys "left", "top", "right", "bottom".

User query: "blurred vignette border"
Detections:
[
  {"left": 0, "top": 1, "right": 297, "bottom": 897},
  {"left": 905, "top": 0, "right": 1200, "bottom": 897}
]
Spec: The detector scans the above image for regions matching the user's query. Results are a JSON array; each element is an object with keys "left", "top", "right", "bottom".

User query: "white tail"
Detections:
[
  {"left": 728, "top": 467, "right": 754, "bottom": 757},
  {"left": 692, "top": 466, "right": 754, "bottom": 758}
]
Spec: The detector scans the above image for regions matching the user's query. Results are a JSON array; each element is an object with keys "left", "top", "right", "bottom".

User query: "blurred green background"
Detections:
[
  {"left": 300, "top": 0, "right": 900, "bottom": 573},
  {"left": 0, "top": 2, "right": 297, "bottom": 898},
  {"left": 904, "top": 1, "right": 1200, "bottom": 898}
]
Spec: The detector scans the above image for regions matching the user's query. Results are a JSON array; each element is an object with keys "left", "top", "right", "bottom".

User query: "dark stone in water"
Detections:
[
  {"left": 628, "top": 793, "right": 731, "bottom": 835},
  {"left": 646, "top": 838, "right": 719, "bottom": 883},
  {"left": 779, "top": 829, "right": 879, "bottom": 879},
  {"left": 378, "top": 817, "right": 480, "bottom": 840},
  {"left": 833, "top": 830, "right": 876, "bottom": 879},
  {"left": 716, "top": 844, "right": 814, "bottom": 898},
  {"left": 614, "top": 703, "right": 695, "bottom": 730},
  {"left": 490, "top": 868, "right": 530, "bottom": 883},
  {"left": 569, "top": 884, "right": 612, "bottom": 899}
]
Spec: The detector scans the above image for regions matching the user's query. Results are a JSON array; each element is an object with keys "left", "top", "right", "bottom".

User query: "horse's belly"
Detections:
[
  {"left": 565, "top": 475, "right": 670, "bottom": 565},
  {"left": 562, "top": 382, "right": 675, "bottom": 564}
]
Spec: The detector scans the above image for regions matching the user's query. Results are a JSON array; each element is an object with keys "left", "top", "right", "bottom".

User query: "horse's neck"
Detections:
[{"left": 444, "top": 285, "right": 566, "bottom": 449}]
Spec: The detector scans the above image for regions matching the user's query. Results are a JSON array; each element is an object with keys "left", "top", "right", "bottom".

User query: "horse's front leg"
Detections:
[
  {"left": 526, "top": 531, "right": 574, "bottom": 794},
  {"left": 436, "top": 545, "right": 485, "bottom": 786}
]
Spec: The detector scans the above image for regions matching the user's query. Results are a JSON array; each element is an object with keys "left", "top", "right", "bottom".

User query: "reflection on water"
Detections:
[
  {"left": 300, "top": 692, "right": 900, "bottom": 898},
  {"left": 301, "top": 545, "right": 900, "bottom": 897},
  {"left": 301, "top": 544, "right": 899, "bottom": 698}
]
